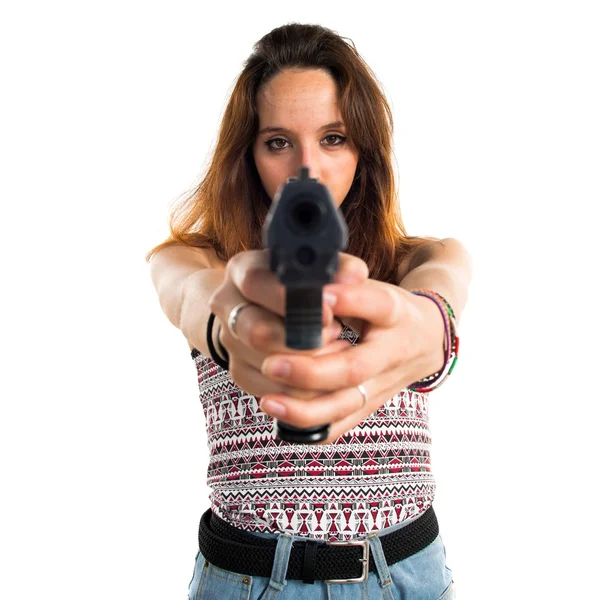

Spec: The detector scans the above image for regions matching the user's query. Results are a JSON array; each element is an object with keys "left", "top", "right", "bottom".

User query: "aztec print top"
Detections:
[{"left": 190, "top": 323, "right": 435, "bottom": 542}]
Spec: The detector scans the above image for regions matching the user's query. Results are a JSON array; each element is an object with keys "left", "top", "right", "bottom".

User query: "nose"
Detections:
[{"left": 293, "top": 145, "right": 321, "bottom": 182}]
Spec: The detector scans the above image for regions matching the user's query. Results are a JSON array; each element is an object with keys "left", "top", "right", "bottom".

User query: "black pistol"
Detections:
[{"left": 262, "top": 165, "right": 348, "bottom": 444}]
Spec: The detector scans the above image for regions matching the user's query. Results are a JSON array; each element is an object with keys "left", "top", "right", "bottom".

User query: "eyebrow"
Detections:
[{"left": 257, "top": 121, "right": 346, "bottom": 136}]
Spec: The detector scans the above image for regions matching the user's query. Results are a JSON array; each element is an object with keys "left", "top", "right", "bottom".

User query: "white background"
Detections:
[{"left": 1, "top": 1, "right": 599, "bottom": 598}]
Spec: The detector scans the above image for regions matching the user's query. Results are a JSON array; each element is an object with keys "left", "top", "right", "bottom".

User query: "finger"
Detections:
[
  {"left": 229, "top": 339, "right": 353, "bottom": 400},
  {"left": 227, "top": 255, "right": 285, "bottom": 316},
  {"left": 262, "top": 365, "right": 404, "bottom": 432},
  {"left": 261, "top": 333, "right": 392, "bottom": 392},
  {"left": 265, "top": 385, "right": 364, "bottom": 429},
  {"left": 323, "top": 279, "right": 408, "bottom": 328}
]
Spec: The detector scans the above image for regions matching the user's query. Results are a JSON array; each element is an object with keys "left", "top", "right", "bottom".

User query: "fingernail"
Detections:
[
  {"left": 324, "top": 292, "right": 337, "bottom": 306},
  {"left": 260, "top": 399, "right": 287, "bottom": 418}
]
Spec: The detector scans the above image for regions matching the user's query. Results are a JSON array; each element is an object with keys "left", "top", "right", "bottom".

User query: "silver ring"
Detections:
[
  {"left": 227, "top": 302, "right": 254, "bottom": 340},
  {"left": 357, "top": 384, "right": 368, "bottom": 409}
]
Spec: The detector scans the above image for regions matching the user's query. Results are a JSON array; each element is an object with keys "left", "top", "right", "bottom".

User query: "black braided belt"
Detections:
[{"left": 198, "top": 506, "right": 439, "bottom": 584}]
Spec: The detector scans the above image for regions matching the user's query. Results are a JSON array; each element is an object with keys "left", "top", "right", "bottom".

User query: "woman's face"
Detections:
[{"left": 252, "top": 68, "right": 359, "bottom": 208}]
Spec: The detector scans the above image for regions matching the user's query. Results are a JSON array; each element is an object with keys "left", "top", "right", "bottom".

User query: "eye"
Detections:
[
  {"left": 264, "top": 134, "right": 348, "bottom": 152},
  {"left": 323, "top": 135, "right": 347, "bottom": 146},
  {"left": 264, "top": 137, "right": 290, "bottom": 151}
]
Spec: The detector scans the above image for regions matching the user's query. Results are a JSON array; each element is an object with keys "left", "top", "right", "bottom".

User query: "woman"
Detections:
[{"left": 147, "top": 22, "right": 471, "bottom": 600}]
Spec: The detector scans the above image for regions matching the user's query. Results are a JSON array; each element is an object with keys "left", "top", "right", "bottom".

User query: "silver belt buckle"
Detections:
[{"left": 323, "top": 538, "right": 370, "bottom": 584}]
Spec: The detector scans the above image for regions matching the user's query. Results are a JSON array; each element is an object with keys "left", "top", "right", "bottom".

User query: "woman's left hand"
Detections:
[{"left": 258, "top": 279, "right": 446, "bottom": 444}]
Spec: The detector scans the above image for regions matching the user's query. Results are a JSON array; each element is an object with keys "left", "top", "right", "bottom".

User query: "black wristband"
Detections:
[
  {"left": 206, "top": 312, "right": 229, "bottom": 370},
  {"left": 216, "top": 324, "right": 230, "bottom": 362}
]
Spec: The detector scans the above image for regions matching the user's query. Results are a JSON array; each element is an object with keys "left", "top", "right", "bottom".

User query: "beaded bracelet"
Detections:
[
  {"left": 410, "top": 291, "right": 452, "bottom": 388},
  {"left": 407, "top": 290, "right": 457, "bottom": 392},
  {"left": 406, "top": 289, "right": 459, "bottom": 393}
]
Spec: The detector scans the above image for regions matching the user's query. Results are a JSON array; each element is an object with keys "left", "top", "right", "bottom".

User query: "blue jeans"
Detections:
[{"left": 187, "top": 518, "right": 455, "bottom": 599}]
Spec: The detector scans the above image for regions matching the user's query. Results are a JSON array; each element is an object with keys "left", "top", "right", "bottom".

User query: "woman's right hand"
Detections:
[{"left": 209, "top": 249, "right": 369, "bottom": 401}]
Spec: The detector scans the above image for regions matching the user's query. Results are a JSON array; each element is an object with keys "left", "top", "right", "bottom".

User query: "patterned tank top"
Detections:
[{"left": 190, "top": 323, "right": 435, "bottom": 542}]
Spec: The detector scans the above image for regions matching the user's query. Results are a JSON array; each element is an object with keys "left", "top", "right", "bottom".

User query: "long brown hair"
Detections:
[{"left": 145, "top": 23, "right": 431, "bottom": 283}]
